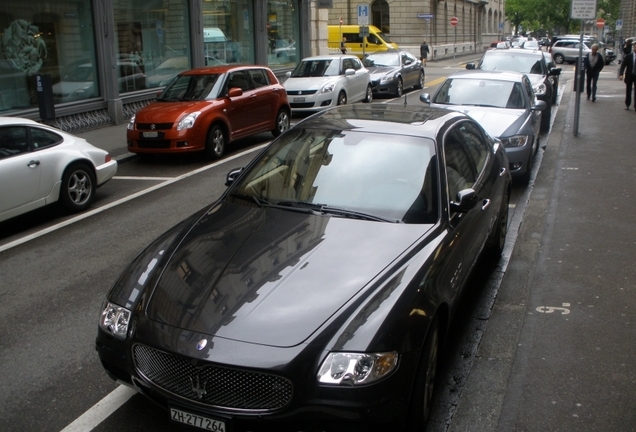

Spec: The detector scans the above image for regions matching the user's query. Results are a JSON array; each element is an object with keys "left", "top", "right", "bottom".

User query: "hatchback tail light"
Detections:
[{"left": 105, "top": 154, "right": 112, "bottom": 163}]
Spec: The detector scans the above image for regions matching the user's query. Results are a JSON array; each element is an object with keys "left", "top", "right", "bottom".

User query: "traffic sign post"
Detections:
[
  {"left": 570, "top": 0, "right": 597, "bottom": 136},
  {"left": 357, "top": 4, "right": 369, "bottom": 57},
  {"left": 417, "top": 13, "right": 434, "bottom": 43},
  {"left": 450, "top": 16, "right": 458, "bottom": 60},
  {"left": 595, "top": 18, "right": 605, "bottom": 28}
]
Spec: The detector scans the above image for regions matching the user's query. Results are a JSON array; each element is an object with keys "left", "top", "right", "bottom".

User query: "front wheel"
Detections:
[
  {"left": 415, "top": 70, "right": 425, "bottom": 89},
  {"left": 395, "top": 78, "right": 403, "bottom": 97},
  {"left": 363, "top": 85, "right": 373, "bottom": 103},
  {"left": 337, "top": 91, "right": 347, "bottom": 106},
  {"left": 540, "top": 104, "right": 552, "bottom": 133},
  {"left": 205, "top": 124, "right": 226, "bottom": 159},
  {"left": 407, "top": 317, "right": 440, "bottom": 431},
  {"left": 59, "top": 163, "right": 96, "bottom": 213},
  {"left": 487, "top": 187, "right": 510, "bottom": 257},
  {"left": 271, "top": 108, "right": 290, "bottom": 137}
]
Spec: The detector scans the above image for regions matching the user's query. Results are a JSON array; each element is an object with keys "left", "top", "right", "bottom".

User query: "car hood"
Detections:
[
  {"left": 434, "top": 105, "right": 525, "bottom": 137},
  {"left": 144, "top": 201, "right": 431, "bottom": 348},
  {"left": 527, "top": 74, "right": 547, "bottom": 88},
  {"left": 134, "top": 100, "right": 215, "bottom": 123},
  {"left": 368, "top": 66, "right": 399, "bottom": 79},
  {"left": 284, "top": 76, "right": 338, "bottom": 91}
]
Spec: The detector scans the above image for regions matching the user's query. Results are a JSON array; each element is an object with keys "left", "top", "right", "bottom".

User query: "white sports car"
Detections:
[{"left": 0, "top": 117, "right": 118, "bottom": 223}]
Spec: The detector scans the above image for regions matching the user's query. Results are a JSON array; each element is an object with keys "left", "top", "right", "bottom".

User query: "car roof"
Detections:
[
  {"left": 0, "top": 116, "right": 40, "bottom": 126},
  {"left": 299, "top": 55, "right": 353, "bottom": 61},
  {"left": 180, "top": 65, "right": 271, "bottom": 75},
  {"left": 448, "top": 69, "right": 526, "bottom": 82},
  {"left": 485, "top": 48, "right": 545, "bottom": 58},
  {"left": 297, "top": 104, "right": 466, "bottom": 138}
]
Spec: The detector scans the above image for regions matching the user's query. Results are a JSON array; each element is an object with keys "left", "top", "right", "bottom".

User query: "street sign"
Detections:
[
  {"left": 616, "top": 19, "right": 623, "bottom": 30},
  {"left": 417, "top": 13, "right": 434, "bottom": 19},
  {"left": 450, "top": 16, "right": 458, "bottom": 27},
  {"left": 357, "top": 4, "right": 369, "bottom": 26},
  {"left": 317, "top": 0, "right": 333, "bottom": 8},
  {"left": 595, "top": 18, "right": 605, "bottom": 29},
  {"left": 570, "top": 0, "right": 597, "bottom": 20}
]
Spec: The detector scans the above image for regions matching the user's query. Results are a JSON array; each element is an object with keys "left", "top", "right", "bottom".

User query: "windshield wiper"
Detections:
[
  {"left": 229, "top": 193, "right": 271, "bottom": 207},
  {"left": 319, "top": 206, "right": 400, "bottom": 223}
]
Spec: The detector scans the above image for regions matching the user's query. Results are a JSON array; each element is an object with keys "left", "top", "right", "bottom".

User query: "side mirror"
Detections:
[
  {"left": 532, "top": 100, "right": 547, "bottom": 111},
  {"left": 345, "top": 68, "right": 355, "bottom": 76},
  {"left": 466, "top": 63, "right": 476, "bottom": 70},
  {"left": 550, "top": 67, "right": 562, "bottom": 76},
  {"left": 450, "top": 188, "right": 478, "bottom": 213},
  {"left": 228, "top": 87, "right": 243, "bottom": 97},
  {"left": 419, "top": 93, "right": 431, "bottom": 104},
  {"left": 285, "top": 71, "right": 292, "bottom": 79},
  {"left": 225, "top": 167, "right": 244, "bottom": 186}
]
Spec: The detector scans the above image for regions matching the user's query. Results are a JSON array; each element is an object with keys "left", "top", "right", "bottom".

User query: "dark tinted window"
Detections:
[
  {"left": 0, "top": 126, "right": 29, "bottom": 159},
  {"left": 30, "top": 127, "right": 62, "bottom": 149},
  {"left": 249, "top": 69, "right": 270, "bottom": 88}
]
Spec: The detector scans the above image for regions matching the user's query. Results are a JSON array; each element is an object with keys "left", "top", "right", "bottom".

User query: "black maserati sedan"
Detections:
[{"left": 96, "top": 104, "right": 511, "bottom": 432}]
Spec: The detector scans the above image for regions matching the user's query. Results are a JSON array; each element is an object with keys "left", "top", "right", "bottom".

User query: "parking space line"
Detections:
[
  {"left": 59, "top": 385, "right": 136, "bottom": 432},
  {"left": 113, "top": 176, "right": 175, "bottom": 181}
]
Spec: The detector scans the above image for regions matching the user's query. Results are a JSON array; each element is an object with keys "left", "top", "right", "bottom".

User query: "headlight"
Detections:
[
  {"left": 127, "top": 114, "right": 136, "bottom": 130},
  {"left": 317, "top": 352, "right": 398, "bottom": 386},
  {"left": 500, "top": 135, "right": 529, "bottom": 148},
  {"left": 321, "top": 82, "right": 336, "bottom": 93},
  {"left": 533, "top": 82, "right": 547, "bottom": 96},
  {"left": 99, "top": 302, "right": 131, "bottom": 340},
  {"left": 380, "top": 74, "right": 396, "bottom": 84},
  {"left": 176, "top": 112, "right": 201, "bottom": 131}
]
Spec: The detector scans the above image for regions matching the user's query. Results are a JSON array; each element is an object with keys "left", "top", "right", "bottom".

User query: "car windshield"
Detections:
[
  {"left": 230, "top": 127, "right": 438, "bottom": 224},
  {"left": 158, "top": 74, "right": 222, "bottom": 101},
  {"left": 291, "top": 59, "right": 340, "bottom": 77},
  {"left": 363, "top": 53, "right": 399, "bottom": 67},
  {"left": 480, "top": 53, "right": 546, "bottom": 75},
  {"left": 433, "top": 78, "right": 525, "bottom": 109}
]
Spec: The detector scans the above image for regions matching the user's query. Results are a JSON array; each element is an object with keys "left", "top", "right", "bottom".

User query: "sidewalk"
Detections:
[{"left": 450, "top": 67, "right": 636, "bottom": 430}]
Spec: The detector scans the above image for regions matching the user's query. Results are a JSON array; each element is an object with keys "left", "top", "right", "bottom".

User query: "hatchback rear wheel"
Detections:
[
  {"left": 60, "top": 163, "right": 95, "bottom": 213},
  {"left": 271, "top": 108, "right": 290, "bottom": 137}
]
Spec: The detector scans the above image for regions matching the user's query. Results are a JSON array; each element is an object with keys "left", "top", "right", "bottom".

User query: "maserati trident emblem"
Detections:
[
  {"left": 190, "top": 373, "right": 208, "bottom": 400},
  {"left": 196, "top": 338, "right": 207, "bottom": 350},
  {"left": 150, "top": 124, "right": 156, "bottom": 130}
]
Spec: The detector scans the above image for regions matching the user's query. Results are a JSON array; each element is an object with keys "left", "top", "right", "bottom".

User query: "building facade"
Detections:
[{"left": 0, "top": 0, "right": 312, "bottom": 131}]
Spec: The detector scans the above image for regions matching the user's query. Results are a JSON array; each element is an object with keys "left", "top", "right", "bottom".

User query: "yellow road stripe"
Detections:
[{"left": 424, "top": 76, "right": 447, "bottom": 87}]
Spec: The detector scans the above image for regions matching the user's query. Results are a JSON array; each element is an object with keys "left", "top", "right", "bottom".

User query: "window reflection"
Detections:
[
  {"left": 202, "top": 0, "right": 254, "bottom": 66},
  {"left": 267, "top": 0, "right": 299, "bottom": 68}
]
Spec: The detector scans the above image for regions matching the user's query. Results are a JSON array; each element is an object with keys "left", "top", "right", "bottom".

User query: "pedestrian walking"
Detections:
[
  {"left": 340, "top": 37, "right": 347, "bottom": 54},
  {"left": 619, "top": 43, "right": 636, "bottom": 110},
  {"left": 420, "top": 40, "right": 430, "bottom": 66},
  {"left": 584, "top": 44, "right": 604, "bottom": 102}
]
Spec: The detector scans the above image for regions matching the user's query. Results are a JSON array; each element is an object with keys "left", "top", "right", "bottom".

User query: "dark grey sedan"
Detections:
[
  {"left": 97, "top": 104, "right": 510, "bottom": 432},
  {"left": 362, "top": 50, "right": 424, "bottom": 97},
  {"left": 421, "top": 70, "right": 546, "bottom": 183}
]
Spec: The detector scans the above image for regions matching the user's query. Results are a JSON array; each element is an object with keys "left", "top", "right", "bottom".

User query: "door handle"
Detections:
[
  {"left": 499, "top": 167, "right": 507, "bottom": 177},
  {"left": 481, "top": 199, "right": 491, "bottom": 211},
  {"left": 27, "top": 160, "right": 40, "bottom": 168}
]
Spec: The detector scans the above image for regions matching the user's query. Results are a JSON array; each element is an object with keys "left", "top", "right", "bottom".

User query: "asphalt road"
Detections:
[{"left": 0, "top": 55, "right": 563, "bottom": 432}]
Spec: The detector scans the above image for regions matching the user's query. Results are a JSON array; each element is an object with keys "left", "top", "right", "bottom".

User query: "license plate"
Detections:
[
  {"left": 143, "top": 131, "right": 159, "bottom": 138},
  {"left": 170, "top": 408, "right": 226, "bottom": 431},
  {"left": 292, "top": 97, "right": 305, "bottom": 102}
]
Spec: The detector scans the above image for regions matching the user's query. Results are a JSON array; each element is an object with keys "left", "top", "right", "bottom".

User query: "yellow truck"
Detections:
[{"left": 328, "top": 25, "right": 398, "bottom": 58}]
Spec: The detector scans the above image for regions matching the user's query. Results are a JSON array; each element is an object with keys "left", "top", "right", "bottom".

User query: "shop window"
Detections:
[
  {"left": 114, "top": 0, "right": 191, "bottom": 91},
  {"left": 202, "top": 0, "right": 254, "bottom": 66},
  {"left": 267, "top": 0, "right": 299, "bottom": 68}
]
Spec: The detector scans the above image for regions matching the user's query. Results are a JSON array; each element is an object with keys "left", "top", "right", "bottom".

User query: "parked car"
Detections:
[
  {"left": 52, "top": 60, "right": 146, "bottom": 102},
  {"left": 284, "top": 55, "right": 372, "bottom": 112},
  {"left": 466, "top": 48, "right": 560, "bottom": 132},
  {"left": 542, "top": 51, "right": 561, "bottom": 104},
  {"left": 421, "top": 70, "right": 546, "bottom": 183},
  {"left": 550, "top": 39, "right": 591, "bottom": 64},
  {"left": 126, "top": 65, "right": 290, "bottom": 159},
  {"left": 520, "top": 39, "right": 540, "bottom": 50},
  {"left": 539, "top": 37, "right": 551, "bottom": 47},
  {"left": 0, "top": 117, "right": 117, "bottom": 222},
  {"left": 362, "top": 50, "right": 424, "bottom": 97},
  {"left": 97, "top": 103, "right": 511, "bottom": 432}
]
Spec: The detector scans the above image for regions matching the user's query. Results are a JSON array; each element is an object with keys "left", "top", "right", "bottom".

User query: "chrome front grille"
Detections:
[{"left": 133, "top": 344, "right": 293, "bottom": 411}]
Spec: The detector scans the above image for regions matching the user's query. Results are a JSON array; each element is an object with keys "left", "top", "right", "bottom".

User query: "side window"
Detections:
[
  {"left": 367, "top": 34, "right": 382, "bottom": 45},
  {"left": 443, "top": 129, "right": 475, "bottom": 202},
  {"left": 0, "top": 126, "right": 29, "bottom": 159},
  {"left": 343, "top": 33, "right": 363, "bottom": 44},
  {"left": 227, "top": 71, "right": 252, "bottom": 92},
  {"left": 342, "top": 58, "right": 354, "bottom": 71},
  {"left": 30, "top": 127, "right": 62, "bottom": 149},
  {"left": 523, "top": 78, "right": 535, "bottom": 103},
  {"left": 457, "top": 122, "right": 490, "bottom": 176},
  {"left": 249, "top": 69, "right": 270, "bottom": 88},
  {"left": 350, "top": 57, "right": 362, "bottom": 70}
]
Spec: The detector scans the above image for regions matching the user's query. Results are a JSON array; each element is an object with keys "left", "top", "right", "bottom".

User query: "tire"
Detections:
[
  {"left": 415, "top": 70, "right": 424, "bottom": 89},
  {"left": 487, "top": 187, "right": 510, "bottom": 257},
  {"left": 337, "top": 91, "right": 347, "bottom": 106},
  {"left": 59, "top": 163, "right": 96, "bottom": 213},
  {"left": 271, "top": 108, "right": 290, "bottom": 137},
  {"left": 205, "top": 124, "right": 226, "bottom": 159},
  {"left": 395, "top": 78, "right": 403, "bottom": 97},
  {"left": 363, "top": 85, "right": 373, "bottom": 103},
  {"left": 540, "top": 103, "right": 552, "bottom": 133},
  {"left": 554, "top": 53, "right": 564, "bottom": 64},
  {"left": 519, "top": 139, "right": 536, "bottom": 185},
  {"left": 407, "top": 317, "right": 440, "bottom": 431}
]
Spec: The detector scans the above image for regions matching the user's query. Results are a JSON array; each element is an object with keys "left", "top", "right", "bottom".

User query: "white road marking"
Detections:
[
  {"left": 113, "top": 176, "right": 175, "bottom": 181},
  {"left": 59, "top": 385, "right": 136, "bottom": 432},
  {"left": 0, "top": 144, "right": 267, "bottom": 254}
]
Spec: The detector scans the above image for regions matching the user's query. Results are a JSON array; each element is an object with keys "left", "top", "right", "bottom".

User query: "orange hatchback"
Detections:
[{"left": 126, "top": 65, "right": 290, "bottom": 158}]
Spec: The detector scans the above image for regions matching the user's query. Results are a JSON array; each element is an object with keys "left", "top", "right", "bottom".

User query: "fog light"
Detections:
[{"left": 177, "top": 141, "right": 189, "bottom": 147}]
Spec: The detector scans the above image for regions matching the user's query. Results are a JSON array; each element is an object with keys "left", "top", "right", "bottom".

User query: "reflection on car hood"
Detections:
[
  {"left": 135, "top": 100, "right": 214, "bottom": 122},
  {"left": 284, "top": 76, "right": 338, "bottom": 91},
  {"left": 527, "top": 74, "right": 546, "bottom": 87},
  {"left": 368, "top": 66, "right": 399, "bottom": 78},
  {"left": 438, "top": 106, "right": 525, "bottom": 137},
  {"left": 146, "top": 201, "right": 431, "bottom": 348}
]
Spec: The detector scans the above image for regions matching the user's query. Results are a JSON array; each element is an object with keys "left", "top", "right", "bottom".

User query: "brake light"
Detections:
[{"left": 105, "top": 154, "right": 112, "bottom": 163}]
